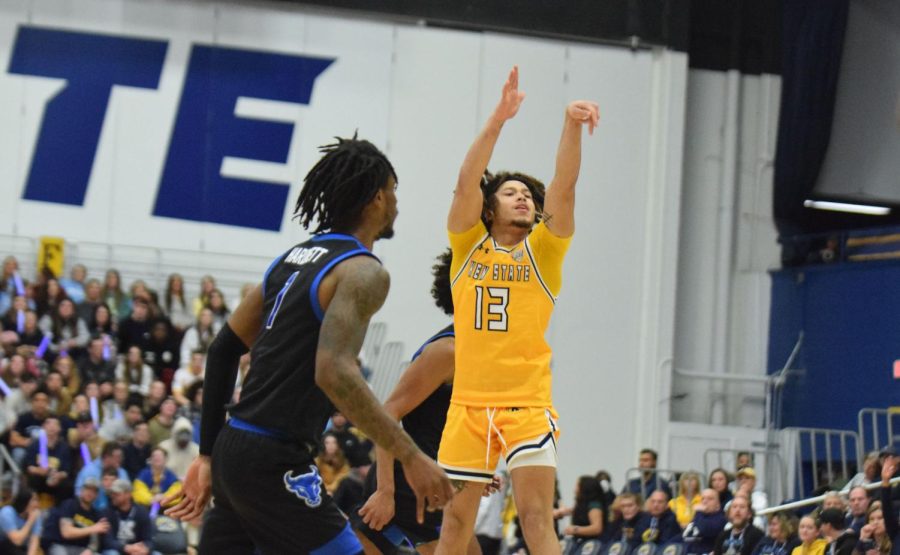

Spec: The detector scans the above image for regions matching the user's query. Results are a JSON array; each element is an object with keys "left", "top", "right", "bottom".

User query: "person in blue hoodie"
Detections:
[{"left": 683, "top": 488, "right": 728, "bottom": 555}]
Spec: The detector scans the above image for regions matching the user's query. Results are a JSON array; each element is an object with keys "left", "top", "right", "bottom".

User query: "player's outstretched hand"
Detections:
[
  {"left": 401, "top": 451, "right": 454, "bottom": 524},
  {"left": 492, "top": 66, "right": 526, "bottom": 123},
  {"left": 164, "top": 455, "right": 212, "bottom": 521},
  {"left": 566, "top": 100, "right": 600, "bottom": 135},
  {"left": 482, "top": 475, "right": 502, "bottom": 497},
  {"left": 358, "top": 489, "right": 396, "bottom": 531}
]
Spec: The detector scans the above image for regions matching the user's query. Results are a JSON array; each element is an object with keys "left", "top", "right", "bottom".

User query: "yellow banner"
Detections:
[{"left": 38, "top": 237, "right": 65, "bottom": 278}]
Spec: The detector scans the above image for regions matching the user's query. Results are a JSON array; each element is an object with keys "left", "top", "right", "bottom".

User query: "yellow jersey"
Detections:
[{"left": 449, "top": 221, "right": 570, "bottom": 407}]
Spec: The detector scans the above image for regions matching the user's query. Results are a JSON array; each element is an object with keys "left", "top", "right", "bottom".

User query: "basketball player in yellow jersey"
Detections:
[{"left": 435, "top": 66, "right": 599, "bottom": 555}]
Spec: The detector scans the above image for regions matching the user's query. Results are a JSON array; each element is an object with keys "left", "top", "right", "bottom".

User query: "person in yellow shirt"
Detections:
[
  {"left": 670, "top": 471, "right": 702, "bottom": 528},
  {"left": 436, "top": 65, "right": 599, "bottom": 555},
  {"left": 133, "top": 447, "right": 182, "bottom": 508},
  {"left": 792, "top": 516, "right": 828, "bottom": 555}
]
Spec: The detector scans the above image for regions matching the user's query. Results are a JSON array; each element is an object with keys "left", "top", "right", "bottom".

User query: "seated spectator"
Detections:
[
  {"left": 190, "top": 275, "right": 215, "bottom": 318},
  {"left": 671, "top": 471, "right": 703, "bottom": 528},
  {"left": 44, "top": 371, "right": 72, "bottom": 417},
  {"left": 76, "top": 279, "right": 103, "bottom": 324},
  {"left": 116, "top": 347, "right": 152, "bottom": 400},
  {"left": 710, "top": 468, "right": 735, "bottom": 507},
  {"left": 752, "top": 512, "right": 800, "bottom": 555},
  {"left": 623, "top": 448, "right": 672, "bottom": 500},
  {"left": 606, "top": 492, "right": 644, "bottom": 547},
  {"left": 873, "top": 452, "right": 899, "bottom": 555},
  {"left": 204, "top": 288, "right": 230, "bottom": 329},
  {"left": 68, "top": 412, "right": 104, "bottom": 468},
  {"left": 714, "top": 495, "right": 765, "bottom": 555},
  {"left": 328, "top": 411, "right": 369, "bottom": 467},
  {"left": 141, "top": 381, "right": 166, "bottom": 422},
  {"left": 133, "top": 447, "right": 182, "bottom": 509},
  {"left": 59, "top": 265, "right": 87, "bottom": 305},
  {"left": 122, "top": 422, "right": 152, "bottom": 481},
  {"left": 104, "top": 478, "right": 153, "bottom": 555},
  {"left": 819, "top": 508, "right": 857, "bottom": 555},
  {"left": 52, "top": 355, "right": 80, "bottom": 400},
  {"left": 846, "top": 486, "right": 871, "bottom": 534},
  {"left": 147, "top": 398, "right": 177, "bottom": 447},
  {"left": 34, "top": 277, "right": 69, "bottom": 320},
  {"left": 842, "top": 452, "right": 881, "bottom": 494},
  {"left": 38, "top": 299, "right": 89, "bottom": 358},
  {"left": 158, "top": 417, "right": 198, "bottom": 480},
  {"left": 99, "top": 388, "right": 142, "bottom": 444},
  {"left": 734, "top": 467, "right": 769, "bottom": 529},
  {"left": 0, "top": 256, "right": 24, "bottom": 316},
  {"left": 78, "top": 337, "right": 116, "bottom": 392},
  {"left": 128, "top": 281, "right": 160, "bottom": 320},
  {"left": 42, "top": 477, "right": 113, "bottom": 555},
  {"left": 596, "top": 470, "right": 618, "bottom": 511},
  {"left": 17, "top": 311, "right": 45, "bottom": 357},
  {"left": 171, "top": 352, "right": 203, "bottom": 408},
  {"left": 852, "top": 503, "right": 891, "bottom": 555},
  {"left": 636, "top": 490, "right": 681, "bottom": 545},
  {"left": 102, "top": 269, "right": 130, "bottom": 322},
  {"left": 26, "top": 416, "right": 73, "bottom": 502},
  {"left": 88, "top": 303, "right": 117, "bottom": 351},
  {"left": 315, "top": 432, "right": 350, "bottom": 495},
  {"left": 143, "top": 320, "right": 179, "bottom": 384},
  {"left": 0, "top": 488, "right": 42, "bottom": 555},
  {"left": 822, "top": 492, "right": 847, "bottom": 514},
  {"left": 161, "top": 273, "right": 193, "bottom": 335},
  {"left": 792, "top": 516, "right": 827, "bottom": 555},
  {"left": 557, "top": 476, "right": 605, "bottom": 540},
  {"left": 10, "top": 388, "right": 51, "bottom": 468},
  {"left": 1, "top": 295, "right": 28, "bottom": 333},
  {"left": 75, "top": 442, "right": 129, "bottom": 512},
  {"left": 178, "top": 309, "right": 218, "bottom": 371},
  {"left": 117, "top": 299, "right": 151, "bottom": 354},
  {"left": 683, "top": 488, "right": 728, "bottom": 555},
  {"left": 6, "top": 372, "right": 38, "bottom": 418}
]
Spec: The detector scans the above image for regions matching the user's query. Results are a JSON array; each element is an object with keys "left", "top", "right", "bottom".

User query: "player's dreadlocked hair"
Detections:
[
  {"left": 480, "top": 170, "right": 546, "bottom": 229},
  {"left": 294, "top": 134, "right": 397, "bottom": 233},
  {"left": 430, "top": 248, "right": 453, "bottom": 316}
]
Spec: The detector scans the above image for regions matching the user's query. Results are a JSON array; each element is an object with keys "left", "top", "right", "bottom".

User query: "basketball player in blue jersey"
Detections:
[
  {"left": 351, "top": 251, "right": 484, "bottom": 555},
  {"left": 163, "top": 136, "right": 453, "bottom": 554}
]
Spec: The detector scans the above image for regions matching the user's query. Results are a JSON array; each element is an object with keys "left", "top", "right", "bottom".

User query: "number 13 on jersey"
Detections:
[{"left": 474, "top": 286, "right": 509, "bottom": 331}]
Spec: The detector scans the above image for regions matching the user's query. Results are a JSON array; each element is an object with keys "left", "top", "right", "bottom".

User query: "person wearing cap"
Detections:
[
  {"left": 43, "top": 476, "right": 113, "bottom": 555},
  {"left": 68, "top": 411, "right": 104, "bottom": 468},
  {"left": 735, "top": 467, "right": 769, "bottom": 529},
  {"left": 104, "top": 478, "right": 153, "bottom": 555},
  {"left": 75, "top": 442, "right": 130, "bottom": 512},
  {"left": 818, "top": 508, "right": 857, "bottom": 555},
  {"left": 713, "top": 495, "right": 765, "bottom": 555}
]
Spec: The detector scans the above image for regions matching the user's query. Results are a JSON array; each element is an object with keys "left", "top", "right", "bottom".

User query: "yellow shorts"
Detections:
[{"left": 437, "top": 404, "right": 560, "bottom": 482}]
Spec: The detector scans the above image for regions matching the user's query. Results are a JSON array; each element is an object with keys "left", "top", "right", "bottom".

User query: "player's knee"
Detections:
[{"left": 518, "top": 505, "right": 553, "bottom": 536}]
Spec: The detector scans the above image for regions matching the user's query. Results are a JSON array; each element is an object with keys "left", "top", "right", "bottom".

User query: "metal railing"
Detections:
[
  {"left": 703, "top": 447, "right": 788, "bottom": 505},
  {"left": 758, "top": 475, "right": 900, "bottom": 516},
  {"left": 0, "top": 445, "right": 22, "bottom": 498},
  {"left": 858, "top": 407, "right": 900, "bottom": 457},
  {"left": 783, "top": 427, "right": 860, "bottom": 500}
]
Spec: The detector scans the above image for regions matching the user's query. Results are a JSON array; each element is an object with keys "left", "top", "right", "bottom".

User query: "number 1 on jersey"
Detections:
[
  {"left": 474, "top": 286, "right": 509, "bottom": 331},
  {"left": 266, "top": 271, "right": 300, "bottom": 329}
]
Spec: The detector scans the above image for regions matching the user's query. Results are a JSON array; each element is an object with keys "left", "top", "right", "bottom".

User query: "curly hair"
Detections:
[
  {"left": 430, "top": 248, "right": 453, "bottom": 316},
  {"left": 480, "top": 170, "right": 546, "bottom": 229}
]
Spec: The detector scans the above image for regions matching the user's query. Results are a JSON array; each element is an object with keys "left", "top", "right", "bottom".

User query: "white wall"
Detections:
[
  {"left": 0, "top": 0, "right": 689, "bottom": 495},
  {"left": 672, "top": 70, "right": 782, "bottom": 428}
]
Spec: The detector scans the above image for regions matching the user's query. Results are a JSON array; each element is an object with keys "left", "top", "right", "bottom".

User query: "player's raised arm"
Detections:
[
  {"left": 315, "top": 256, "right": 453, "bottom": 521},
  {"left": 449, "top": 65, "right": 526, "bottom": 233},
  {"left": 542, "top": 100, "right": 599, "bottom": 238}
]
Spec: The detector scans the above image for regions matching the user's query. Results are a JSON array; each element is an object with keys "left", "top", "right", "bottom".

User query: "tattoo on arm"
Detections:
[
  {"left": 317, "top": 259, "right": 418, "bottom": 462},
  {"left": 451, "top": 479, "right": 468, "bottom": 493}
]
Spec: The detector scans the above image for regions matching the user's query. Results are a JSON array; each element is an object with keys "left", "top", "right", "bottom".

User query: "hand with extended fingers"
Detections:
[
  {"left": 566, "top": 100, "right": 600, "bottom": 135},
  {"left": 492, "top": 66, "right": 526, "bottom": 123}
]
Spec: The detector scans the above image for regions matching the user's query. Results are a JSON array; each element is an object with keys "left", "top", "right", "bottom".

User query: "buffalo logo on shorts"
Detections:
[{"left": 283, "top": 465, "right": 323, "bottom": 508}]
